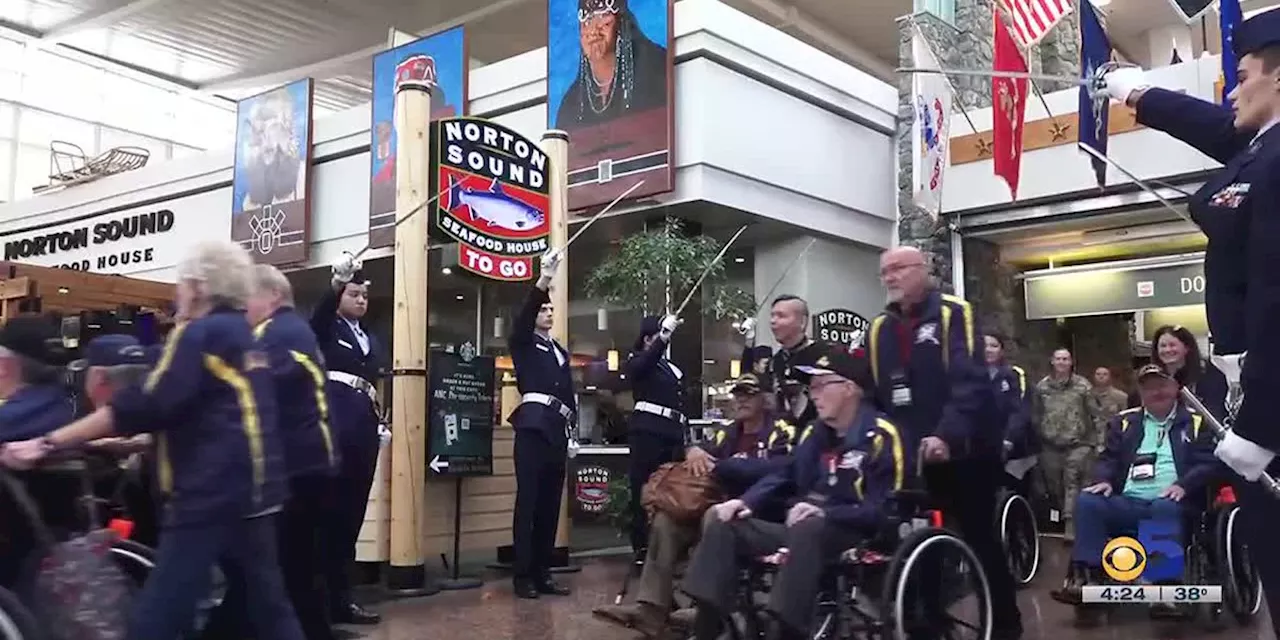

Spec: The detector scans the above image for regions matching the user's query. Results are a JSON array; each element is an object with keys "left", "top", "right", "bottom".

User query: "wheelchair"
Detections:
[
  {"left": 995, "top": 487, "right": 1039, "bottom": 588},
  {"left": 1184, "top": 485, "right": 1262, "bottom": 627},
  {"left": 716, "top": 491, "right": 994, "bottom": 640}
]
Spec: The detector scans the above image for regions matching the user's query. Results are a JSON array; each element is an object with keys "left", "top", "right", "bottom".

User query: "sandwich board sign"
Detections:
[
  {"left": 429, "top": 117, "right": 551, "bottom": 282},
  {"left": 426, "top": 342, "right": 496, "bottom": 476}
]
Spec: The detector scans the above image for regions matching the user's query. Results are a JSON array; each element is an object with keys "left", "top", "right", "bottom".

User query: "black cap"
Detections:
[
  {"left": 633, "top": 315, "right": 662, "bottom": 352},
  {"left": 0, "top": 315, "right": 57, "bottom": 362},
  {"left": 730, "top": 373, "right": 764, "bottom": 395},
  {"left": 68, "top": 334, "right": 149, "bottom": 372},
  {"left": 1137, "top": 363, "right": 1173, "bottom": 382},
  {"left": 793, "top": 345, "right": 875, "bottom": 390},
  {"left": 1233, "top": 9, "right": 1280, "bottom": 58}
]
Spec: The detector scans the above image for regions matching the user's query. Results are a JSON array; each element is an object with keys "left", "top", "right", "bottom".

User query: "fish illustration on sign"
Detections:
[{"left": 445, "top": 175, "right": 545, "bottom": 232}]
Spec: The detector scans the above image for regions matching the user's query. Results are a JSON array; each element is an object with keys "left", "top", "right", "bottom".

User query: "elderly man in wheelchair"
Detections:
[
  {"left": 680, "top": 346, "right": 908, "bottom": 640},
  {"left": 1051, "top": 364, "right": 1221, "bottom": 621},
  {"left": 592, "top": 373, "right": 799, "bottom": 637}
]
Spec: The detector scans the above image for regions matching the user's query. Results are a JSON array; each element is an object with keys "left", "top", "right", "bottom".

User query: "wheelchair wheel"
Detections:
[
  {"left": 106, "top": 540, "right": 227, "bottom": 636},
  {"left": 884, "top": 528, "right": 992, "bottom": 640},
  {"left": 1216, "top": 505, "right": 1262, "bottom": 624},
  {"left": 0, "top": 586, "right": 42, "bottom": 640},
  {"left": 997, "top": 492, "right": 1039, "bottom": 587}
]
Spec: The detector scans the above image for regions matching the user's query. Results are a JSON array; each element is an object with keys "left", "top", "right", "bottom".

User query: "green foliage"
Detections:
[
  {"left": 604, "top": 477, "right": 633, "bottom": 537},
  {"left": 584, "top": 218, "right": 756, "bottom": 321}
]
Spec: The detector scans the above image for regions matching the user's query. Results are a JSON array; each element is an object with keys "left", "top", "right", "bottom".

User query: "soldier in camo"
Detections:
[
  {"left": 1090, "top": 366, "right": 1130, "bottom": 424},
  {"left": 1035, "top": 348, "right": 1104, "bottom": 541}
]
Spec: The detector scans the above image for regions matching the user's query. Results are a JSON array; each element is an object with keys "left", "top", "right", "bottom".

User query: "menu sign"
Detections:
[{"left": 426, "top": 342, "right": 495, "bottom": 476}]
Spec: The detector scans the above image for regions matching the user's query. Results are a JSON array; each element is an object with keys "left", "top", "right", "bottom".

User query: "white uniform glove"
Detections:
[
  {"left": 738, "top": 318, "right": 757, "bottom": 344},
  {"left": 378, "top": 423, "right": 392, "bottom": 446},
  {"left": 536, "top": 250, "right": 562, "bottom": 289},
  {"left": 567, "top": 438, "right": 580, "bottom": 459},
  {"left": 1101, "top": 66, "right": 1150, "bottom": 105},
  {"left": 332, "top": 251, "right": 361, "bottom": 284},
  {"left": 1215, "top": 431, "right": 1276, "bottom": 482},
  {"left": 659, "top": 315, "right": 681, "bottom": 341}
]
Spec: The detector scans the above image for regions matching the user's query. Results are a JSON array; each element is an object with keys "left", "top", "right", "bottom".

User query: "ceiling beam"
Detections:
[
  {"left": 198, "top": 0, "right": 530, "bottom": 94},
  {"left": 40, "top": 0, "right": 180, "bottom": 42},
  {"left": 740, "top": 0, "right": 895, "bottom": 81}
]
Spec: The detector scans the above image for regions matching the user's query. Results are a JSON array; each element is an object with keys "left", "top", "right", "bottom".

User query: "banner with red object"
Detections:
[{"left": 992, "top": 11, "right": 1029, "bottom": 200}]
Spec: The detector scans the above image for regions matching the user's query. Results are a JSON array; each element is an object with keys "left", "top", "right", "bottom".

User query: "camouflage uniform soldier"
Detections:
[
  {"left": 1090, "top": 366, "right": 1129, "bottom": 424},
  {"left": 1035, "top": 348, "right": 1103, "bottom": 541}
]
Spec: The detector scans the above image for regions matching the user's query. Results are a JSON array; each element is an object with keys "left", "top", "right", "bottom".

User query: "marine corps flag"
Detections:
[
  {"left": 992, "top": 10, "right": 1029, "bottom": 200},
  {"left": 911, "top": 30, "right": 950, "bottom": 218}
]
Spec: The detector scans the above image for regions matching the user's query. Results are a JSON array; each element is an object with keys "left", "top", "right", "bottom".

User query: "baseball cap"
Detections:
[
  {"left": 1136, "top": 363, "right": 1173, "bottom": 382},
  {"left": 69, "top": 334, "right": 150, "bottom": 371},
  {"left": 794, "top": 346, "right": 874, "bottom": 390},
  {"left": 0, "top": 315, "right": 57, "bottom": 362},
  {"left": 730, "top": 373, "right": 764, "bottom": 395}
]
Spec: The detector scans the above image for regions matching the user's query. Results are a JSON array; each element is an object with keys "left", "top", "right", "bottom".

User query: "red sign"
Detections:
[{"left": 458, "top": 245, "right": 535, "bottom": 282}]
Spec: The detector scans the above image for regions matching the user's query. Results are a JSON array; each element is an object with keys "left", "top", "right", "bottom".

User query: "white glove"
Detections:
[
  {"left": 1215, "top": 431, "right": 1276, "bottom": 482},
  {"left": 332, "top": 251, "right": 361, "bottom": 284},
  {"left": 567, "top": 438, "right": 580, "bottom": 459},
  {"left": 1101, "top": 66, "right": 1150, "bottom": 105},
  {"left": 659, "top": 315, "right": 681, "bottom": 341},
  {"left": 378, "top": 423, "right": 392, "bottom": 446},
  {"left": 738, "top": 318, "right": 757, "bottom": 344},
  {"left": 536, "top": 250, "right": 562, "bottom": 289}
]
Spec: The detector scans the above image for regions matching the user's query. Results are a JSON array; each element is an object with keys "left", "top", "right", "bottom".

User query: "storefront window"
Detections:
[{"left": 0, "top": 139, "right": 13, "bottom": 202}]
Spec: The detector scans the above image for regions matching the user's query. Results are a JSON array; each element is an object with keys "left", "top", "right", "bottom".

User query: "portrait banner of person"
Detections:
[
  {"left": 231, "top": 78, "right": 314, "bottom": 266},
  {"left": 547, "top": 0, "right": 674, "bottom": 210},
  {"left": 368, "top": 26, "right": 468, "bottom": 249}
]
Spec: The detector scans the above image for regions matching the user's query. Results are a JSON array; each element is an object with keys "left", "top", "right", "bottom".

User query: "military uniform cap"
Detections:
[{"left": 1233, "top": 8, "right": 1280, "bottom": 58}]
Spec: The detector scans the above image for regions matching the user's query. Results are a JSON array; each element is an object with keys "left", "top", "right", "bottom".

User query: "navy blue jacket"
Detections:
[
  {"left": 1184, "top": 362, "right": 1229, "bottom": 424},
  {"left": 1091, "top": 405, "right": 1223, "bottom": 497},
  {"left": 508, "top": 286, "right": 575, "bottom": 438},
  {"left": 0, "top": 384, "right": 74, "bottom": 443},
  {"left": 625, "top": 337, "right": 685, "bottom": 441},
  {"left": 111, "top": 307, "right": 287, "bottom": 527},
  {"left": 993, "top": 364, "right": 1039, "bottom": 458},
  {"left": 255, "top": 307, "right": 338, "bottom": 478},
  {"left": 741, "top": 407, "right": 908, "bottom": 530},
  {"left": 740, "top": 339, "right": 829, "bottom": 426},
  {"left": 701, "top": 415, "right": 798, "bottom": 496},
  {"left": 1136, "top": 89, "right": 1280, "bottom": 451},
  {"left": 866, "top": 290, "right": 1002, "bottom": 458},
  {"left": 309, "top": 285, "right": 383, "bottom": 384}
]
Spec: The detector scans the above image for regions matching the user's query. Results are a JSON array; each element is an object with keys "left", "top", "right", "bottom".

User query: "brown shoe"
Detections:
[
  {"left": 668, "top": 607, "right": 697, "bottom": 629},
  {"left": 592, "top": 603, "right": 642, "bottom": 629},
  {"left": 632, "top": 603, "right": 669, "bottom": 638}
]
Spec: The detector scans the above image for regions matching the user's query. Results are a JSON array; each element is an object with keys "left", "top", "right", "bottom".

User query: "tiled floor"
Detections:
[{"left": 350, "top": 541, "right": 1274, "bottom": 640}]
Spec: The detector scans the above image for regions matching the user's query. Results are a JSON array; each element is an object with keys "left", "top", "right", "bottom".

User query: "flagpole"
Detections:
[
  {"left": 908, "top": 17, "right": 981, "bottom": 134},
  {"left": 897, "top": 66, "right": 1089, "bottom": 86},
  {"left": 993, "top": 1, "right": 1066, "bottom": 135}
]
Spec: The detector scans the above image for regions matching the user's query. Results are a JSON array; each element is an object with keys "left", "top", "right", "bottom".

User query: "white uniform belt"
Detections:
[
  {"left": 328, "top": 371, "right": 376, "bottom": 402},
  {"left": 521, "top": 392, "right": 574, "bottom": 422},
  {"left": 635, "top": 401, "right": 687, "bottom": 424}
]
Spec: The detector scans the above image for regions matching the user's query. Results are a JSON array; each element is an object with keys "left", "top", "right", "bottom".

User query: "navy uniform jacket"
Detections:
[
  {"left": 624, "top": 337, "right": 685, "bottom": 441},
  {"left": 0, "top": 384, "right": 74, "bottom": 443},
  {"left": 1135, "top": 89, "right": 1280, "bottom": 449},
  {"left": 1091, "top": 405, "right": 1223, "bottom": 497},
  {"left": 740, "top": 339, "right": 830, "bottom": 425},
  {"left": 508, "top": 287, "right": 575, "bottom": 438},
  {"left": 741, "top": 407, "right": 908, "bottom": 530},
  {"left": 309, "top": 286, "right": 383, "bottom": 385},
  {"left": 866, "top": 290, "right": 1003, "bottom": 458},
  {"left": 111, "top": 307, "right": 287, "bottom": 527},
  {"left": 701, "top": 416, "right": 798, "bottom": 496},
  {"left": 255, "top": 306, "right": 338, "bottom": 478},
  {"left": 993, "top": 364, "right": 1040, "bottom": 457}
]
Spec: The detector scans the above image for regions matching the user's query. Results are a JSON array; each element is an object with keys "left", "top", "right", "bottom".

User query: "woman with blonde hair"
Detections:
[{"left": 0, "top": 239, "right": 301, "bottom": 640}]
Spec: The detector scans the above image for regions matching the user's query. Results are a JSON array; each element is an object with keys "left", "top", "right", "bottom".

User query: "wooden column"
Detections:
[
  {"left": 387, "top": 62, "right": 433, "bottom": 593},
  {"left": 539, "top": 130, "right": 574, "bottom": 555}
]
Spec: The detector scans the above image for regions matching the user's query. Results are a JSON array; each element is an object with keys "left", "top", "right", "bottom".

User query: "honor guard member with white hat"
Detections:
[
  {"left": 1100, "top": 9, "right": 1280, "bottom": 633},
  {"left": 248, "top": 264, "right": 340, "bottom": 640},
  {"left": 310, "top": 251, "right": 383, "bottom": 625},
  {"left": 508, "top": 251, "right": 575, "bottom": 599},
  {"left": 0, "top": 240, "right": 303, "bottom": 640},
  {"left": 623, "top": 313, "right": 686, "bottom": 558},
  {"left": 738, "top": 295, "right": 831, "bottom": 426}
]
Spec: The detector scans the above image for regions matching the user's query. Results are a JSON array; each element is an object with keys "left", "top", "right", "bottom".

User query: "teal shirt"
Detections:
[{"left": 1122, "top": 409, "right": 1180, "bottom": 501}]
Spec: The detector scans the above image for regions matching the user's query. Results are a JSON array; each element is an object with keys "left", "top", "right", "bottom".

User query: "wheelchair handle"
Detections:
[{"left": 1180, "top": 388, "right": 1280, "bottom": 499}]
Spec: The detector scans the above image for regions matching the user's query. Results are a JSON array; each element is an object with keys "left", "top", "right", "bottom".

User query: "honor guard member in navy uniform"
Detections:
[
  {"left": 737, "top": 295, "right": 831, "bottom": 425},
  {"left": 868, "top": 247, "right": 1022, "bottom": 640},
  {"left": 508, "top": 250, "right": 575, "bottom": 599},
  {"left": 623, "top": 313, "right": 686, "bottom": 557},
  {"left": 1099, "top": 10, "right": 1280, "bottom": 633},
  {"left": 984, "top": 333, "right": 1040, "bottom": 462},
  {"left": 248, "top": 264, "right": 340, "bottom": 640},
  {"left": 682, "top": 346, "right": 907, "bottom": 640},
  {"left": 0, "top": 240, "right": 303, "bottom": 640},
  {"left": 310, "top": 251, "right": 383, "bottom": 625}
]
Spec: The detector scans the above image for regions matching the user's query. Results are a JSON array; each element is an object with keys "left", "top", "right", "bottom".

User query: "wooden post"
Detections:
[
  {"left": 539, "top": 130, "right": 574, "bottom": 557},
  {"left": 387, "top": 58, "right": 433, "bottom": 594}
]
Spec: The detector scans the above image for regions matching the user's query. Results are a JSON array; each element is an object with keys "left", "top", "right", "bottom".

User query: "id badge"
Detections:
[
  {"left": 890, "top": 372, "right": 912, "bottom": 407},
  {"left": 1130, "top": 453, "right": 1156, "bottom": 481}
]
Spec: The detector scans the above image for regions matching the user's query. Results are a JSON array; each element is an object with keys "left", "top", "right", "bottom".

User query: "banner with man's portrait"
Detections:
[
  {"left": 231, "top": 78, "right": 314, "bottom": 265},
  {"left": 548, "top": 0, "right": 674, "bottom": 210},
  {"left": 368, "top": 26, "right": 469, "bottom": 249}
]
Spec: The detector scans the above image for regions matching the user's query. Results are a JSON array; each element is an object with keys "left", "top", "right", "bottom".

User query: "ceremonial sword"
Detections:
[{"left": 672, "top": 224, "right": 750, "bottom": 318}]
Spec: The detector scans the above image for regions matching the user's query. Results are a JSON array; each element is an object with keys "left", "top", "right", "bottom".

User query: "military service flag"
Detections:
[
  {"left": 911, "top": 31, "right": 950, "bottom": 218},
  {"left": 1078, "top": 2, "right": 1112, "bottom": 187},
  {"left": 992, "top": 10, "right": 1029, "bottom": 200}
]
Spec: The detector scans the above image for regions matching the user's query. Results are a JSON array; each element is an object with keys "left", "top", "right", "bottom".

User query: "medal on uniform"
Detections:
[
  {"left": 826, "top": 454, "right": 837, "bottom": 486},
  {"left": 757, "top": 440, "right": 766, "bottom": 459}
]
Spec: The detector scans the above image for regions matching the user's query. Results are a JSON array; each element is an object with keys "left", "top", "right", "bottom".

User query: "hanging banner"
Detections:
[
  {"left": 429, "top": 117, "right": 550, "bottom": 281},
  {"left": 230, "top": 78, "right": 314, "bottom": 265},
  {"left": 910, "top": 31, "right": 950, "bottom": 218}
]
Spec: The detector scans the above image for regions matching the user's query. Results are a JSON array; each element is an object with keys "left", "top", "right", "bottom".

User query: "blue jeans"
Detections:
[{"left": 1071, "top": 492, "right": 1182, "bottom": 567}]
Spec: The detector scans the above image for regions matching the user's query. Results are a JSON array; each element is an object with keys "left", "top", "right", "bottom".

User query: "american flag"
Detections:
[{"left": 998, "top": 0, "right": 1074, "bottom": 48}]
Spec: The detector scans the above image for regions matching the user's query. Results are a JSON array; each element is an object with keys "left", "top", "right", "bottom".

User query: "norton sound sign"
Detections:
[{"left": 430, "top": 117, "right": 550, "bottom": 282}]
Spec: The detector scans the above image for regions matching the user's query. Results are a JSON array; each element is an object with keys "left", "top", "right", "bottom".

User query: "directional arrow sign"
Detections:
[{"left": 429, "top": 455, "right": 450, "bottom": 474}]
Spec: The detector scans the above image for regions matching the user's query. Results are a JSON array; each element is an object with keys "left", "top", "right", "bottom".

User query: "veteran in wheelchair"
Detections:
[
  {"left": 680, "top": 347, "right": 916, "bottom": 640},
  {"left": 592, "top": 373, "right": 798, "bottom": 637},
  {"left": 1051, "top": 365, "right": 1223, "bottom": 617}
]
